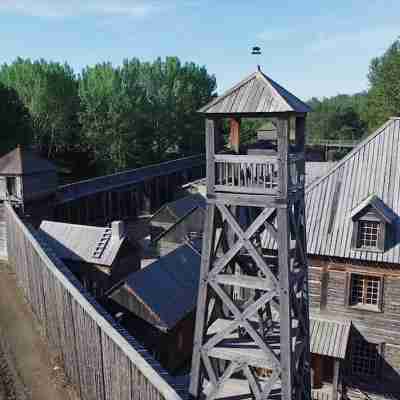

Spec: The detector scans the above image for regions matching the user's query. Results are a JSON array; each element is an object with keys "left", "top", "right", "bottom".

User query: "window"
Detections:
[
  {"left": 357, "top": 221, "right": 380, "bottom": 249},
  {"left": 352, "top": 339, "right": 379, "bottom": 377},
  {"left": 6, "top": 177, "right": 17, "bottom": 197},
  {"left": 350, "top": 274, "right": 381, "bottom": 308}
]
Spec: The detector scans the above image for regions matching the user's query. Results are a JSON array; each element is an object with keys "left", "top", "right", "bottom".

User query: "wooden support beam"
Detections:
[
  {"left": 189, "top": 203, "right": 216, "bottom": 398},
  {"left": 276, "top": 117, "right": 293, "bottom": 400},
  {"left": 206, "top": 119, "right": 216, "bottom": 195},
  {"left": 229, "top": 118, "right": 240, "bottom": 153},
  {"left": 332, "top": 358, "right": 340, "bottom": 400}
]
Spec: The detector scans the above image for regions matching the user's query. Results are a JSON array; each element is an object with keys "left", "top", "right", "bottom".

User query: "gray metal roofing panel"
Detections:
[
  {"left": 262, "top": 118, "right": 400, "bottom": 264},
  {"left": 39, "top": 220, "right": 124, "bottom": 266},
  {"left": 309, "top": 317, "right": 351, "bottom": 359},
  {"left": 165, "top": 193, "right": 206, "bottom": 220},
  {"left": 115, "top": 245, "right": 201, "bottom": 330},
  {"left": 199, "top": 70, "right": 310, "bottom": 115},
  {"left": 305, "top": 162, "right": 336, "bottom": 186},
  {"left": 350, "top": 194, "right": 397, "bottom": 223}
]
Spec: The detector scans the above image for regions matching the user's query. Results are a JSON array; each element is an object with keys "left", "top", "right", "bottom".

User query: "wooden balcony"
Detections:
[{"left": 212, "top": 153, "right": 304, "bottom": 196}]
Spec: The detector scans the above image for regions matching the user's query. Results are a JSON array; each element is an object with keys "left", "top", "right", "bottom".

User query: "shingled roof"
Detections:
[
  {"left": 199, "top": 69, "right": 311, "bottom": 115},
  {"left": 0, "top": 147, "right": 56, "bottom": 175},
  {"left": 262, "top": 118, "right": 400, "bottom": 264}
]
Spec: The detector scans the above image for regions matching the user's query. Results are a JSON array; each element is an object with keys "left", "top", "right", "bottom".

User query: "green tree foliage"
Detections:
[
  {"left": 0, "top": 82, "right": 33, "bottom": 153},
  {"left": 366, "top": 39, "right": 400, "bottom": 129},
  {"left": 79, "top": 57, "right": 216, "bottom": 174},
  {"left": 307, "top": 93, "right": 368, "bottom": 142},
  {"left": 0, "top": 58, "right": 80, "bottom": 158}
]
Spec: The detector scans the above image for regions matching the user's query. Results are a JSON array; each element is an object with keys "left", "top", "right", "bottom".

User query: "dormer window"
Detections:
[
  {"left": 357, "top": 220, "right": 380, "bottom": 249},
  {"left": 350, "top": 195, "right": 396, "bottom": 252}
]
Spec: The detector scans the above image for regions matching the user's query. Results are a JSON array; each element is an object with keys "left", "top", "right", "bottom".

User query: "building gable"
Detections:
[{"left": 262, "top": 118, "right": 400, "bottom": 264}]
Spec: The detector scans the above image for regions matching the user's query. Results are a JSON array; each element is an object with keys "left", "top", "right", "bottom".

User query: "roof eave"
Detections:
[{"left": 197, "top": 111, "right": 306, "bottom": 118}]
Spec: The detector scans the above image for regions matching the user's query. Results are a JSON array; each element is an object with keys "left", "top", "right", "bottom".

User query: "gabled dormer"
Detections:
[{"left": 350, "top": 195, "right": 396, "bottom": 252}]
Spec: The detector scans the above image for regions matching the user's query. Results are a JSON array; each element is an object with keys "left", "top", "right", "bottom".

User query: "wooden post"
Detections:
[
  {"left": 277, "top": 117, "right": 293, "bottom": 400},
  {"left": 189, "top": 204, "right": 216, "bottom": 398},
  {"left": 206, "top": 119, "right": 216, "bottom": 195},
  {"left": 229, "top": 118, "right": 240, "bottom": 153},
  {"left": 332, "top": 358, "right": 340, "bottom": 400}
]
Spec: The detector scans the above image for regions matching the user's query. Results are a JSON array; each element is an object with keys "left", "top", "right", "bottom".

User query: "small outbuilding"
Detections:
[
  {"left": 106, "top": 244, "right": 201, "bottom": 373},
  {"left": 150, "top": 194, "right": 206, "bottom": 256},
  {"left": 0, "top": 146, "right": 57, "bottom": 207},
  {"left": 149, "top": 193, "right": 205, "bottom": 240},
  {"left": 39, "top": 220, "right": 141, "bottom": 297}
]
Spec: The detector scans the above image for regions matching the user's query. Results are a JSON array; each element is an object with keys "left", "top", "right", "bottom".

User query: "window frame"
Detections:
[
  {"left": 351, "top": 213, "right": 386, "bottom": 253},
  {"left": 350, "top": 337, "right": 384, "bottom": 379},
  {"left": 345, "top": 272, "right": 384, "bottom": 312}
]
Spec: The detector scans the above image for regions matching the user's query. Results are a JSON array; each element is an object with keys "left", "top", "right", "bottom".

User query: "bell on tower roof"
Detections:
[{"left": 199, "top": 67, "right": 311, "bottom": 115}]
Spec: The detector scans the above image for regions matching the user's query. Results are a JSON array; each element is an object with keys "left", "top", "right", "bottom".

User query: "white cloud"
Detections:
[{"left": 0, "top": 0, "right": 172, "bottom": 18}]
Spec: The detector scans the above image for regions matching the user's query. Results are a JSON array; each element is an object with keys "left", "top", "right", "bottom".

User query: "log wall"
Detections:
[
  {"left": 54, "top": 155, "right": 205, "bottom": 226},
  {"left": 4, "top": 202, "right": 185, "bottom": 400}
]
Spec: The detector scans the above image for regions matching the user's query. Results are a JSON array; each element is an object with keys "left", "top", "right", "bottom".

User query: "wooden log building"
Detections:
[
  {"left": 106, "top": 244, "right": 201, "bottom": 374},
  {"left": 0, "top": 146, "right": 58, "bottom": 220},
  {"left": 150, "top": 193, "right": 206, "bottom": 256},
  {"left": 262, "top": 117, "right": 400, "bottom": 400},
  {"left": 39, "top": 219, "right": 140, "bottom": 297}
]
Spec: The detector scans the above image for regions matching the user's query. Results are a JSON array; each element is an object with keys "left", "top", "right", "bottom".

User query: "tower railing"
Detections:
[{"left": 213, "top": 153, "right": 305, "bottom": 195}]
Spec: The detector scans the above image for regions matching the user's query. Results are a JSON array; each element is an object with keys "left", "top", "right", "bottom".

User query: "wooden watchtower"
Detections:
[{"left": 189, "top": 68, "right": 312, "bottom": 400}]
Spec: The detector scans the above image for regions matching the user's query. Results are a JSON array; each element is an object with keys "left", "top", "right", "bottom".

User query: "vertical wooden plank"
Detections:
[
  {"left": 332, "top": 358, "right": 340, "bottom": 400},
  {"left": 229, "top": 118, "right": 240, "bottom": 153},
  {"left": 189, "top": 203, "right": 216, "bottom": 397},
  {"left": 277, "top": 117, "right": 293, "bottom": 400},
  {"left": 206, "top": 119, "right": 216, "bottom": 195}
]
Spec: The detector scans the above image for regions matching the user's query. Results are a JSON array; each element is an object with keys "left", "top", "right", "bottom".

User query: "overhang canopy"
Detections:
[
  {"left": 310, "top": 317, "right": 351, "bottom": 359},
  {"left": 199, "top": 69, "right": 311, "bottom": 116}
]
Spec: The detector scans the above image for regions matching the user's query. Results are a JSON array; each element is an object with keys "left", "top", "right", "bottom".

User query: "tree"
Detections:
[
  {"left": 138, "top": 57, "right": 216, "bottom": 160},
  {"left": 79, "top": 57, "right": 216, "bottom": 174},
  {"left": 307, "top": 94, "right": 368, "bottom": 142},
  {"left": 0, "top": 58, "right": 80, "bottom": 158},
  {"left": 0, "top": 83, "right": 33, "bottom": 154},
  {"left": 366, "top": 38, "right": 400, "bottom": 129}
]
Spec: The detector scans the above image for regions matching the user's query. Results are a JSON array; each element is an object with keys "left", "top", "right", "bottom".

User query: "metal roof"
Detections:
[
  {"left": 151, "top": 193, "right": 206, "bottom": 223},
  {"left": 350, "top": 194, "right": 397, "bottom": 223},
  {"left": 0, "top": 147, "right": 56, "bottom": 175},
  {"left": 108, "top": 245, "right": 201, "bottom": 331},
  {"left": 305, "top": 162, "right": 336, "bottom": 186},
  {"left": 39, "top": 220, "right": 127, "bottom": 266},
  {"left": 199, "top": 69, "right": 311, "bottom": 115},
  {"left": 262, "top": 118, "right": 400, "bottom": 264},
  {"left": 309, "top": 317, "right": 351, "bottom": 359}
]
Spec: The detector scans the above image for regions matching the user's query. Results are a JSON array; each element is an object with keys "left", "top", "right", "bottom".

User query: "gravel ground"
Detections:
[
  {"left": 0, "top": 335, "right": 27, "bottom": 400},
  {"left": 0, "top": 262, "right": 80, "bottom": 400}
]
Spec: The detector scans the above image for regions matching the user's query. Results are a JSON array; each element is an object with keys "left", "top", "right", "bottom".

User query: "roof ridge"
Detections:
[
  {"left": 305, "top": 119, "right": 395, "bottom": 194},
  {"left": 198, "top": 71, "right": 258, "bottom": 113},
  {"left": 41, "top": 219, "right": 106, "bottom": 231},
  {"left": 258, "top": 71, "right": 293, "bottom": 111},
  {"left": 259, "top": 71, "right": 311, "bottom": 112}
]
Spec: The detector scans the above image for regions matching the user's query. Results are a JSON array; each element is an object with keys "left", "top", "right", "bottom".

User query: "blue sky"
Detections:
[{"left": 0, "top": 0, "right": 399, "bottom": 99}]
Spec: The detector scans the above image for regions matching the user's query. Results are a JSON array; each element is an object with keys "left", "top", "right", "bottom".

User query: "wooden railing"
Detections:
[
  {"left": 213, "top": 153, "right": 304, "bottom": 195},
  {"left": 214, "top": 154, "right": 279, "bottom": 194}
]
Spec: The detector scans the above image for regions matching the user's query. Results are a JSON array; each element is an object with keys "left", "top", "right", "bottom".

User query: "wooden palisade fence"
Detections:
[{"left": 5, "top": 202, "right": 185, "bottom": 400}]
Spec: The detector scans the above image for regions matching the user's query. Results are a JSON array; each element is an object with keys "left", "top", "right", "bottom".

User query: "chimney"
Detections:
[{"left": 111, "top": 220, "right": 125, "bottom": 240}]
